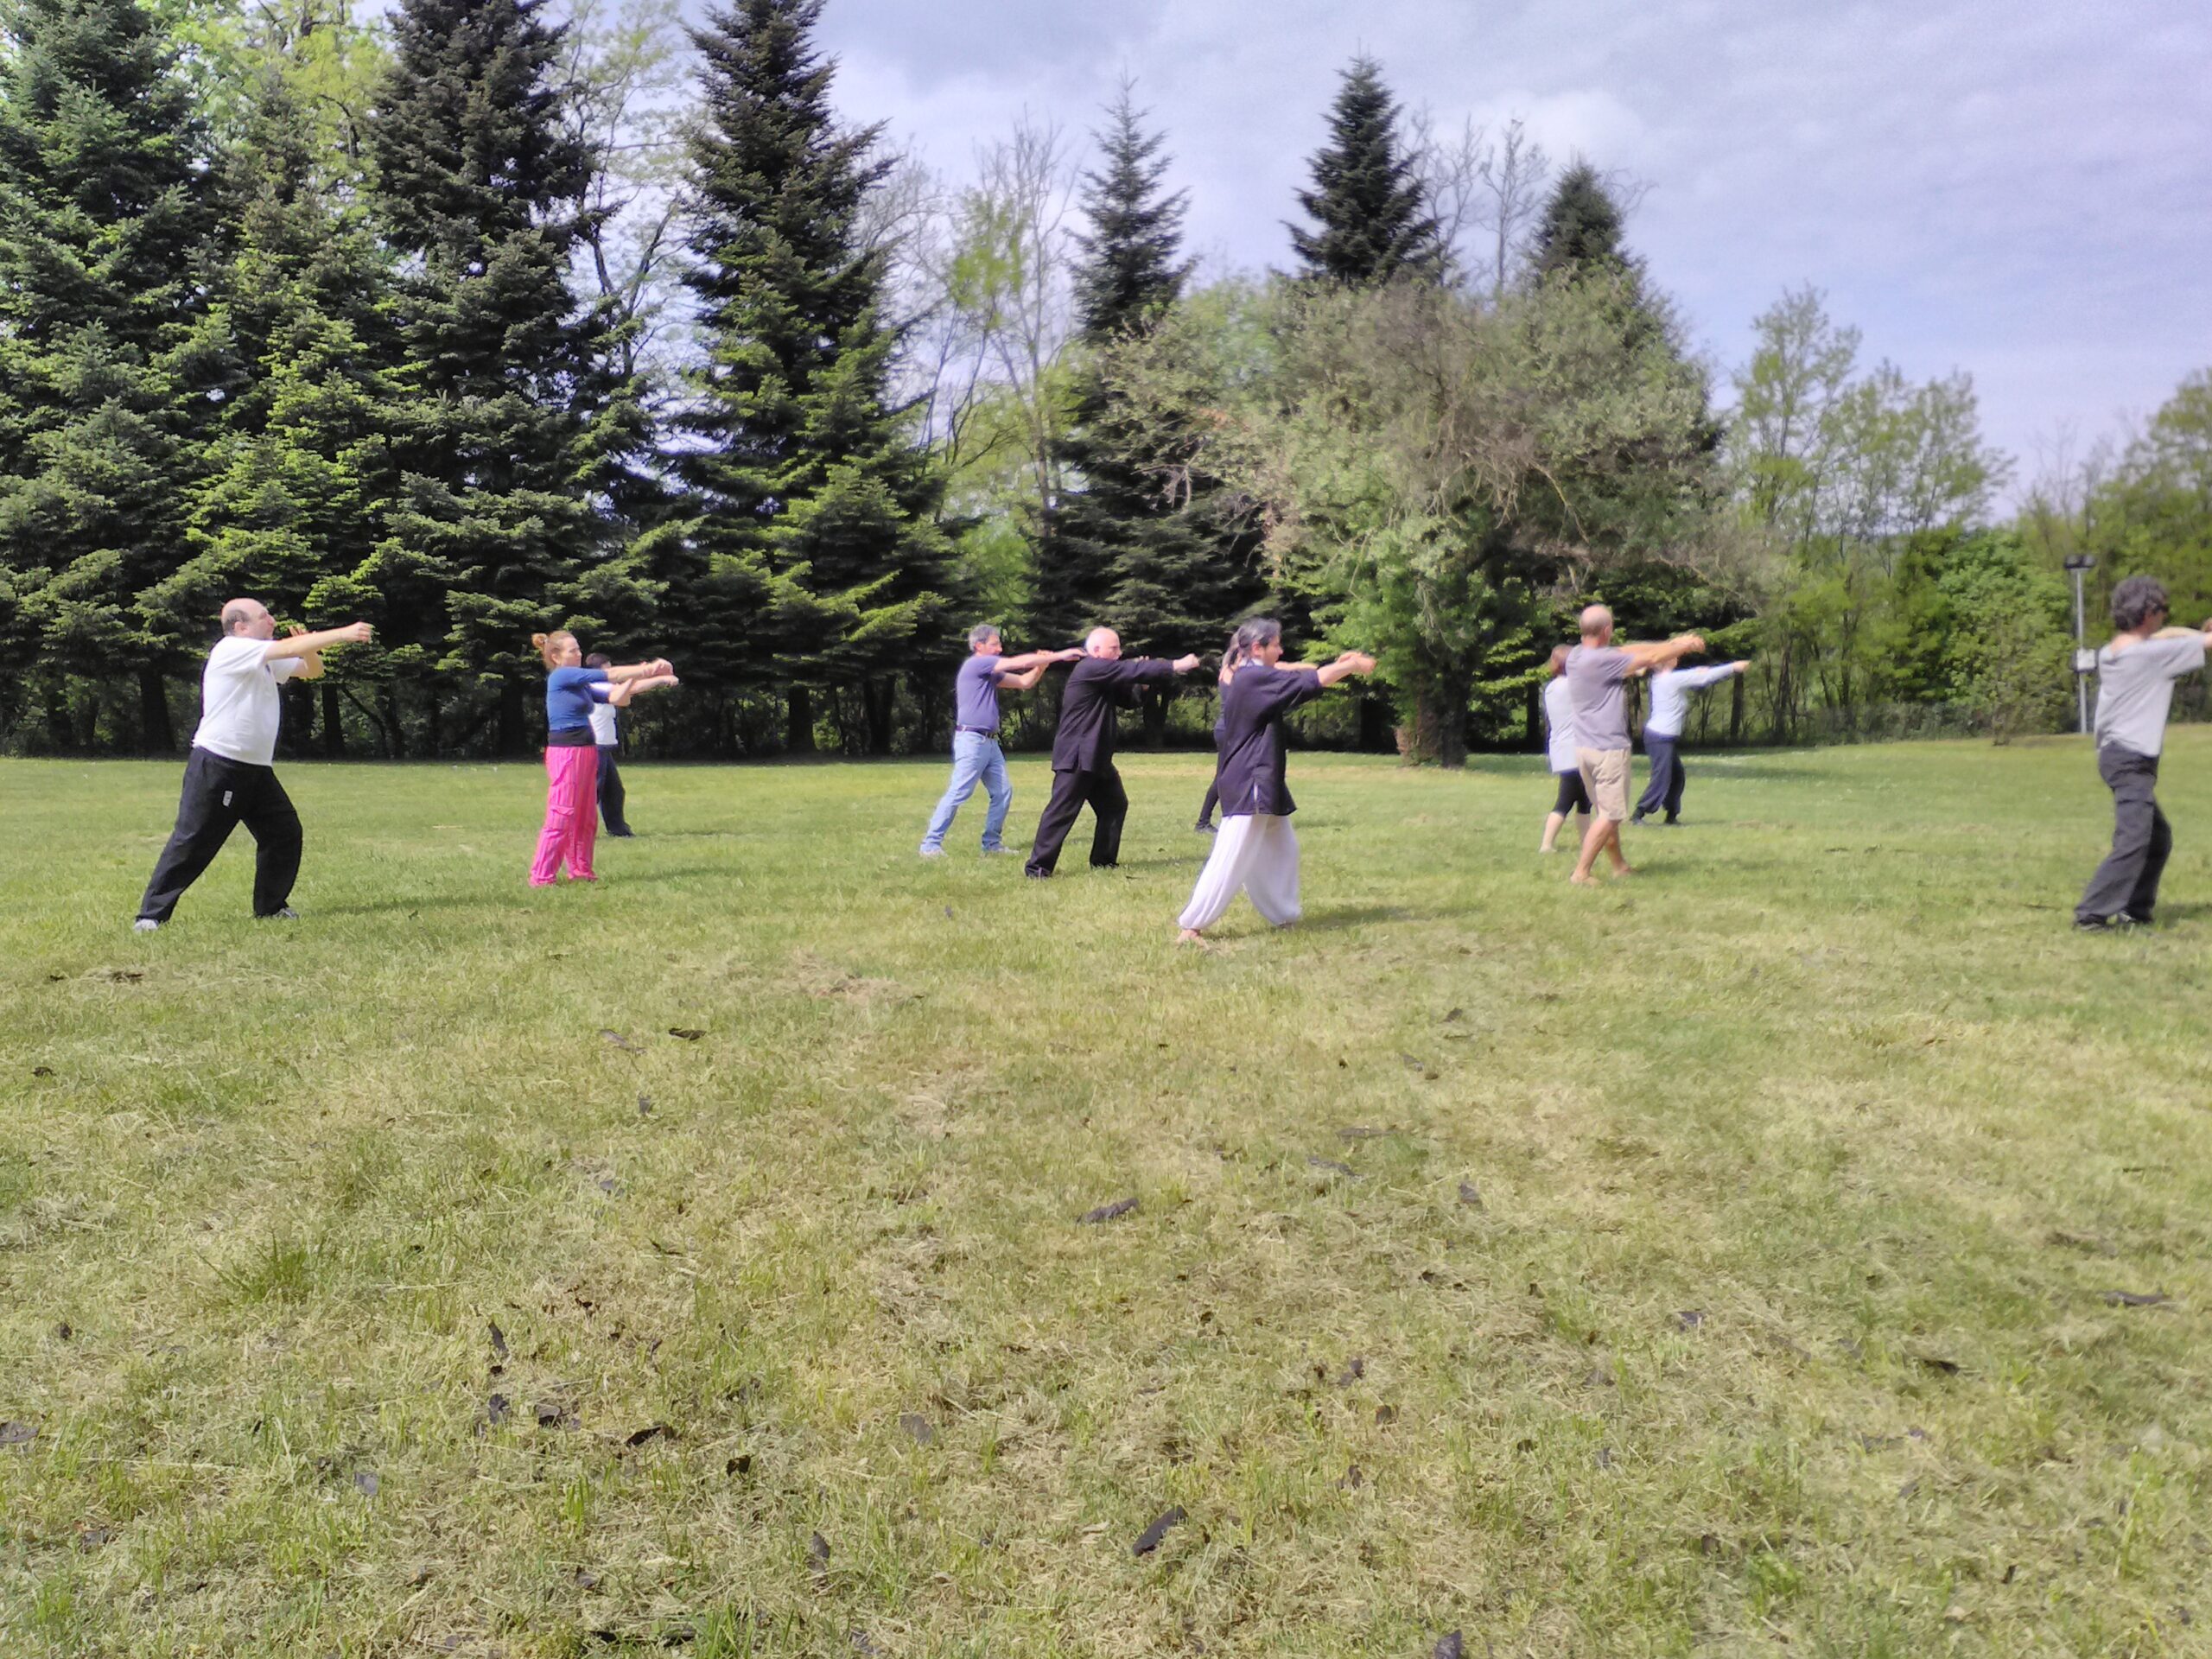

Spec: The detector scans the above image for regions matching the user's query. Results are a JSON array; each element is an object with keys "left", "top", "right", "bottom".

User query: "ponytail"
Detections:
[{"left": 532, "top": 630, "right": 577, "bottom": 671}]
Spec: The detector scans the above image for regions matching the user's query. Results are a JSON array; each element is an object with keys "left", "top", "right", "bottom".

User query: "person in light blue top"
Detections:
[
  {"left": 1633, "top": 656, "right": 1750, "bottom": 825},
  {"left": 919, "top": 624, "right": 1082, "bottom": 857}
]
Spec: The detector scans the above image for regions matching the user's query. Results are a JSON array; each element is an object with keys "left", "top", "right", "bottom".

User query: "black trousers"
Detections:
[
  {"left": 138, "top": 748, "right": 302, "bottom": 922},
  {"left": 596, "top": 746, "right": 631, "bottom": 835},
  {"left": 2077, "top": 746, "right": 2171, "bottom": 923},
  {"left": 1551, "top": 770, "right": 1592, "bottom": 814},
  {"left": 1027, "top": 765, "right": 1128, "bottom": 875},
  {"left": 1635, "top": 734, "right": 1684, "bottom": 819}
]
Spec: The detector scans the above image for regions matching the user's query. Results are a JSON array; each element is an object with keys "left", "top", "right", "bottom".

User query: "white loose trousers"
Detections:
[{"left": 1178, "top": 812, "right": 1301, "bottom": 931}]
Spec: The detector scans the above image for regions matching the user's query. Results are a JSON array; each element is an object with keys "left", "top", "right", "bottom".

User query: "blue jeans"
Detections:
[{"left": 921, "top": 732, "right": 1012, "bottom": 851}]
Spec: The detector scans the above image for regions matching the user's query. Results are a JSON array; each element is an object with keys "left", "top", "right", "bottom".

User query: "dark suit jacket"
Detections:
[{"left": 1051, "top": 656, "right": 1179, "bottom": 772}]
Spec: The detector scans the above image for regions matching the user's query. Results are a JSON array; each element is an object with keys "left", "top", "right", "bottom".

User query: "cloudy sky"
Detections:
[{"left": 811, "top": 0, "right": 2210, "bottom": 499}]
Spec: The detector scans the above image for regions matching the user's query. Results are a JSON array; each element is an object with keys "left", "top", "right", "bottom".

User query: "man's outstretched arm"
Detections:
[
  {"left": 1616, "top": 632, "right": 1705, "bottom": 672},
  {"left": 263, "top": 621, "right": 373, "bottom": 663}
]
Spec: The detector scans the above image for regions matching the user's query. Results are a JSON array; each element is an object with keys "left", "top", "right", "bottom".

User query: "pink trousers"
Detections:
[{"left": 530, "top": 744, "right": 600, "bottom": 885}]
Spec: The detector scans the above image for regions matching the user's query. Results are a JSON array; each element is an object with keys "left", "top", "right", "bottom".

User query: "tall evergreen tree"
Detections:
[
  {"left": 365, "top": 0, "right": 648, "bottom": 753},
  {"left": 1035, "top": 88, "right": 1263, "bottom": 742},
  {"left": 671, "top": 0, "right": 951, "bottom": 753},
  {"left": 150, "top": 71, "right": 400, "bottom": 758},
  {"left": 1532, "top": 160, "right": 1637, "bottom": 286},
  {"left": 1030, "top": 86, "right": 1193, "bottom": 645},
  {"left": 1287, "top": 56, "right": 1440, "bottom": 288},
  {"left": 0, "top": 0, "right": 222, "bottom": 751}
]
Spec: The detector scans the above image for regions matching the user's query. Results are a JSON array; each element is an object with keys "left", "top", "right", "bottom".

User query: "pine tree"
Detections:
[
  {"left": 1036, "top": 89, "right": 1263, "bottom": 743},
  {"left": 0, "top": 0, "right": 222, "bottom": 751},
  {"left": 1532, "top": 161, "right": 1637, "bottom": 285},
  {"left": 673, "top": 0, "right": 951, "bottom": 753},
  {"left": 365, "top": 0, "right": 648, "bottom": 754},
  {"left": 150, "top": 70, "right": 400, "bottom": 758},
  {"left": 1287, "top": 56, "right": 1440, "bottom": 288},
  {"left": 1030, "top": 86, "right": 1193, "bottom": 645}
]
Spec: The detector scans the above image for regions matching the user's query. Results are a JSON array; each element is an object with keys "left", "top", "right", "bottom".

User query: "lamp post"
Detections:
[{"left": 2064, "top": 555, "right": 2096, "bottom": 735}]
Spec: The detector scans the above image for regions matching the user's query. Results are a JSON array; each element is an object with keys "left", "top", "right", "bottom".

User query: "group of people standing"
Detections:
[{"left": 129, "top": 581, "right": 2212, "bottom": 940}]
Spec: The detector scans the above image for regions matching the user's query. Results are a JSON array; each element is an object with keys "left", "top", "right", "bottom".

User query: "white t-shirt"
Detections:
[
  {"left": 192, "top": 636, "right": 301, "bottom": 767},
  {"left": 1645, "top": 663, "right": 1741, "bottom": 739},
  {"left": 2094, "top": 632, "right": 2206, "bottom": 758},
  {"left": 588, "top": 702, "right": 619, "bottom": 746},
  {"left": 1542, "top": 677, "right": 1579, "bottom": 773}
]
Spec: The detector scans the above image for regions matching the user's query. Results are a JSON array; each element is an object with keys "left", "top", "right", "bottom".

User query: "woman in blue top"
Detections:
[{"left": 529, "top": 630, "right": 677, "bottom": 886}]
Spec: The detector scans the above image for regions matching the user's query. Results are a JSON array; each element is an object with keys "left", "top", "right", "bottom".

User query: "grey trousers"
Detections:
[{"left": 2077, "top": 746, "right": 2171, "bottom": 924}]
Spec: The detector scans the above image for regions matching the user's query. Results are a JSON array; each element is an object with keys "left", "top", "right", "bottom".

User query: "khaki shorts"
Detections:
[{"left": 1576, "top": 747, "right": 1631, "bottom": 822}]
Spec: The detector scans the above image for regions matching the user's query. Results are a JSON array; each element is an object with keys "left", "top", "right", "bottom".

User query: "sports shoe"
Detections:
[
  {"left": 132, "top": 918, "right": 162, "bottom": 933},
  {"left": 1195, "top": 821, "right": 1217, "bottom": 836},
  {"left": 259, "top": 906, "right": 300, "bottom": 920},
  {"left": 2074, "top": 915, "right": 2113, "bottom": 931},
  {"left": 1630, "top": 812, "right": 1647, "bottom": 826},
  {"left": 981, "top": 846, "right": 1020, "bottom": 856},
  {"left": 918, "top": 846, "right": 946, "bottom": 860},
  {"left": 2120, "top": 911, "right": 2154, "bottom": 926}
]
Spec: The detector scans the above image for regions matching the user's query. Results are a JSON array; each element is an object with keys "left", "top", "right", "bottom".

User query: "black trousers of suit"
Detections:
[
  {"left": 595, "top": 746, "right": 631, "bottom": 834},
  {"left": 1026, "top": 765, "right": 1128, "bottom": 875},
  {"left": 138, "top": 747, "right": 302, "bottom": 922}
]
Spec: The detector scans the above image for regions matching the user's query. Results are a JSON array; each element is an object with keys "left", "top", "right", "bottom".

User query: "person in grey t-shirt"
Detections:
[
  {"left": 1563, "top": 605, "right": 1706, "bottom": 887},
  {"left": 2076, "top": 575, "right": 2212, "bottom": 929}
]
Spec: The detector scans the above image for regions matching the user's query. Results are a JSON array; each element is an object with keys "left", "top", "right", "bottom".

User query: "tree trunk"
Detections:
[
  {"left": 1142, "top": 685, "right": 1170, "bottom": 748},
  {"left": 786, "top": 686, "right": 815, "bottom": 754},
  {"left": 1524, "top": 680, "right": 1541, "bottom": 753},
  {"left": 322, "top": 683, "right": 345, "bottom": 758},
  {"left": 138, "top": 666, "right": 174, "bottom": 754},
  {"left": 1403, "top": 677, "right": 1470, "bottom": 768},
  {"left": 43, "top": 686, "right": 73, "bottom": 753},
  {"left": 379, "top": 687, "right": 408, "bottom": 759},
  {"left": 862, "top": 678, "right": 894, "bottom": 755},
  {"left": 1356, "top": 689, "right": 1394, "bottom": 753},
  {"left": 1728, "top": 672, "right": 1745, "bottom": 747},
  {"left": 496, "top": 678, "right": 525, "bottom": 757}
]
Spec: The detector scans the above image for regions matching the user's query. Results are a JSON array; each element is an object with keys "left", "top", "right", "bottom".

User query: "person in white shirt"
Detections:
[
  {"left": 582, "top": 652, "right": 633, "bottom": 838},
  {"left": 2076, "top": 576, "right": 2212, "bottom": 930},
  {"left": 134, "top": 600, "right": 374, "bottom": 931},
  {"left": 1632, "top": 656, "right": 1751, "bottom": 825},
  {"left": 1538, "top": 645, "right": 1590, "bottom": 853}
]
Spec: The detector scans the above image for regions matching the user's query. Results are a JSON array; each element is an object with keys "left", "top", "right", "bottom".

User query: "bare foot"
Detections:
[
  {"left": 1178, "top": 928, "right": 1208, "bottom": 947},
  {"left": 1611, "top": 864, "right": 1636, "bottom": 879},
  {"left": 1569, "top": 872, "right": 1601, "bottom": 887}
]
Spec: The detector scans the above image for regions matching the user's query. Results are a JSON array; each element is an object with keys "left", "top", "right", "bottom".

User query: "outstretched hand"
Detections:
[
  {"left": 334, "top": 621, "right": 373, "bottom": 645},
  {"left": 1732, "top": 659, "right": 1752, "bottom": 672},
  {"left": 1173, "top": 653, "right": 1202, "bottom": 673},
  {"left": 1335, "top": 650, "right": 1377, "bottom": 676},
  {"left": 1056, "top": 647, "right": 1084, "bottom": 663}
]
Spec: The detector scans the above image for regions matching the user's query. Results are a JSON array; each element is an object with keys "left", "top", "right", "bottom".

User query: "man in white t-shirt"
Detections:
[
  {"left": 2075, "top": 575, "right": 2212, "bottom": 930},
  {"left": 134, "top": 599, "right": 374, "bottom": 930},
  {"left": 582, "top": 652, "right": 633, "bottom": 837}
]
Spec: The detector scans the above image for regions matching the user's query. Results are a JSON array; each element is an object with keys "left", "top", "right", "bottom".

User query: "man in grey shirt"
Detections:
[
  {"left": 1564, "top": 604, "right": 1706, "bottom": 886},
  {"left": 2076, "top": 575, "right": 2212, "bottom": 930}
]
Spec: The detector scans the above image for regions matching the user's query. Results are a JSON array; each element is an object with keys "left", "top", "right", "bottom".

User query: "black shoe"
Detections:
[
  {"left": 1630, "top": 812, "right": 1647, "bottom": 826},
  {"left": 2120, "top": 911, "right": 2152, "bottom": 926},
  {"left": 607, "top": 829, "right": 635, "bottom": 838},
  {"left": 1662, "top": 815, "right": 1679, "bottom": 826},
  {"left": 2075, "top": 915, "right": 2112, "bottom": 931},
  {"left": 1195, "top": 821, "right": 1216, "bottom": 836},
  {"left": 1024, "top": 868, "right": 1049, "bottom": 880}
]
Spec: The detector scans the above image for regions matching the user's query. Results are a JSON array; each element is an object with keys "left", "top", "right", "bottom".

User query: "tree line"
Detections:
[{"left": 0, "top": 0, "right": 2202, "bottom": 760}]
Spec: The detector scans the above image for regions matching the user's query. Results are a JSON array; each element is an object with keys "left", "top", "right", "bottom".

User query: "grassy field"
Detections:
[{"left": 4, "top": 735, "right": 2211, "bottom": 1657}]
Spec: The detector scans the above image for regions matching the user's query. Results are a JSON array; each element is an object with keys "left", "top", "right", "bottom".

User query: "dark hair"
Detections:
[
  {"left": 1230, "top": 618, "right": 1283, "bottom": 658},
  {"left": 2111, "top": 576, "right": 2170, "bottom": 633},
  {"left": 584, "top": 652, "right": 612, "bottom": 668}
]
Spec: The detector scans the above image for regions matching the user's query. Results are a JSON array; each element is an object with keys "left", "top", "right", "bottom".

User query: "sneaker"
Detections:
[
  {"left": 258, "top": 906, "right": 299, "bottom": 921},
  {"left": 981, "top": 846, "right": 1020, "bottom": 856},
  {"left": 1630, "top": 812, "right": 1647, "bottom": 826},
  {"left": 132, "top": 918, "right": 162, "bottom": 933},
  {"left": 2120, "top": 911, "right": 2154, "bottom": 926},
  {"left": 918, "top": 846, "right": 946, "bottom": 859},
  {"left": 606, "top": 829, "right": 636, "bottom": 839},
  {"left": 2074, "top": 915, "right": 2111, "bottom": 931},
  {"left": 1024, "top": 868, "right": 1049, "bottom": 880},
  {"left": 1195, "top": 821, "right": 1216, "bottom": 836}
]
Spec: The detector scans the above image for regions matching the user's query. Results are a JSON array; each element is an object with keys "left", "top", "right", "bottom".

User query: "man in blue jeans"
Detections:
[{"left": 920, "top": 625, "right": 1080, "bottom": 857}]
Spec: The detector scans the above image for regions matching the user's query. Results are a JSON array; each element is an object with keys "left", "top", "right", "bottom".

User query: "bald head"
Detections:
[
  {"left": 1084, "top": 627, "right": 1122, "bottom": 660},
  {"left": 222, "top": 598, "right": 275, "bottom": 639},
  {"left": 1578, "top": 605, "right": 1614, "bottom": 645}
]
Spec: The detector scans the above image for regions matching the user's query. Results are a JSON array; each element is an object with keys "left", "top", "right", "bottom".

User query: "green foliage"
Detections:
[
  {"left": 669, "top": 0, "right": 952, "bottom": 753},
  {"left": 365, "top": 0, "right": 650, "bottom": 751},
  {"left": 1287, "top": 55, "right": 1440, "bottom": 288},
  {"left": 0, "top": 0, "right": 221, "bottom": 748}
]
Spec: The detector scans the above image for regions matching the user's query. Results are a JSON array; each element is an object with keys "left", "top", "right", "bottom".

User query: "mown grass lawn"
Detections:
[{"left": 3, "top": 735, "right": 2211, "bottom": 1657}]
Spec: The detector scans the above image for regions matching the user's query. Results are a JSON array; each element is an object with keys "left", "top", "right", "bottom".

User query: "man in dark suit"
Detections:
[{"left": 1026, "top": 628, "right": 1202, "bottom": 877}]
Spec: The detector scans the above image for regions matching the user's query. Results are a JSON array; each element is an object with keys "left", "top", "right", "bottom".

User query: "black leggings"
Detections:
[
  {"left": 1197, "top": 734, "right": 1227, "bottom": 826},
  {"left": 1551, "top": 770, "right": 1591, "bottom": 815}
]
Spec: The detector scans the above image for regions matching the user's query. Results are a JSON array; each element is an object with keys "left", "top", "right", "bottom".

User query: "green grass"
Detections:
[{"left": 3, "top": 736, "right": 2211, "bottom": 1657}]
